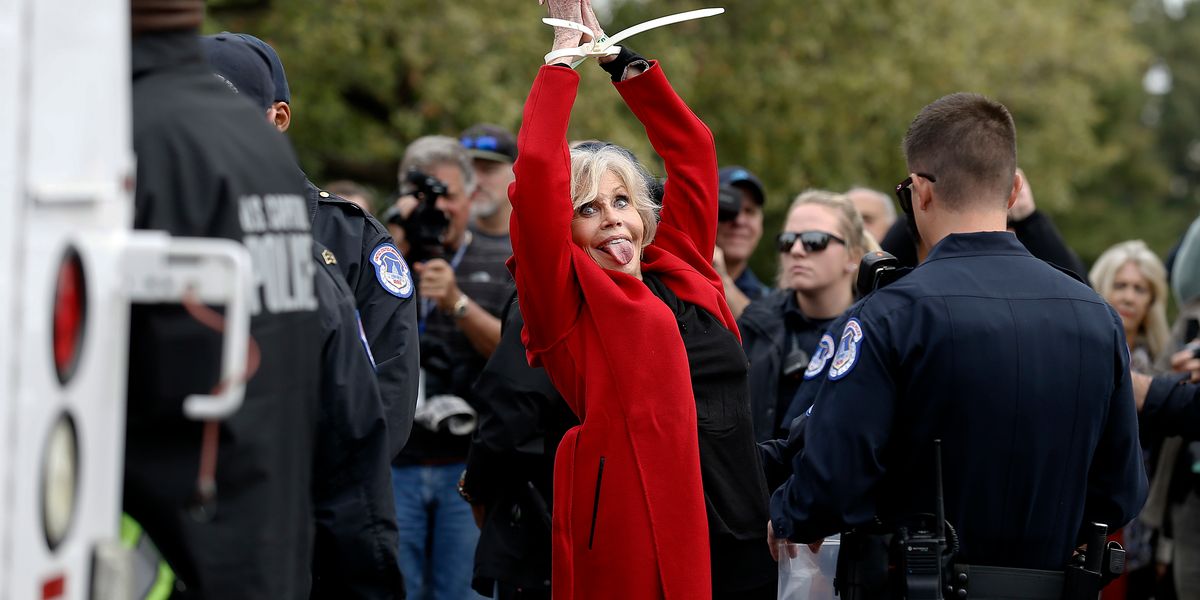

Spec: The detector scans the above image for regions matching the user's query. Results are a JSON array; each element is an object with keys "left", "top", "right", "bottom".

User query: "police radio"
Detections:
[
  {"left": 890, "top": 439, "right": 956, "bottom": 600},
  {"left": 857, "top": 250, "right": 910, "bottom": 295}
]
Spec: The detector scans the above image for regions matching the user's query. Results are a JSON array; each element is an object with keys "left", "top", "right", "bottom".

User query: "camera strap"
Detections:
[{"left": 542, "top": 7, "right": 725, "bottom": 67}]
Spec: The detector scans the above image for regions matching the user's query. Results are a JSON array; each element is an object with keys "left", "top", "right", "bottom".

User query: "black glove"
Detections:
[{"left": 599, "top": 46, "right": 649, "bottom": 82}]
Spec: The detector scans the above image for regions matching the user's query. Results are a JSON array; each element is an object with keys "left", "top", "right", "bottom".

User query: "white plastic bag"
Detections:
[{"left": 777, "top": 535, "right": 840, "bottom": 600}]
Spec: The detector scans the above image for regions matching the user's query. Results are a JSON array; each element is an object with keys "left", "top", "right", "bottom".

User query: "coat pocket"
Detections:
[{"left": 587, "top": 456, "right": 605, "bottom": 550}]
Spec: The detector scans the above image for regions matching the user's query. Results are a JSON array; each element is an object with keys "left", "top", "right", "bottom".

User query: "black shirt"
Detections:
[
  {"left": 642, "top": 273, "right": 775, "bottom": 593},
  {"left": 397, "top": 229, "right": 516, "bottom": 464}
]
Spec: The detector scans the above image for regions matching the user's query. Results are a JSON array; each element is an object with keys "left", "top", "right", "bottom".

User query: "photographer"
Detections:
[
  {"left": 388, "top": 135, "right": 514, "bottom": 600},
  {"left": 712, "top": 166, "right": 768, "bottom": 318}
]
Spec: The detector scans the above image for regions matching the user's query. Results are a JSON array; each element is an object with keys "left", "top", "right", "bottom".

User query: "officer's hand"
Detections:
[
  {"left": 1169, "top": 345, "right": 1200, "bottom": 382},
  {"left": 767, "top": 521, "right": 799, "bottom": 562},
  {"left": 414, "top": 259, "right": 461, "bottom": 313}
]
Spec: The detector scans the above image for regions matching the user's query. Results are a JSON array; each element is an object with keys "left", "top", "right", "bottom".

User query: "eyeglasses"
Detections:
[
  {"left": 776, "top": 231, "right": 846, "bottom": 254},
  {"left": 461, "top": 135, "right": 500, "bottom": 151},
  {"left": 894, "top": 173, "right": 937, "bottom": 216}
]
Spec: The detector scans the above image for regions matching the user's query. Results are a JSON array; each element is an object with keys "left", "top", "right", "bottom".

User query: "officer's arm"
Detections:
[
  {"left": 1082, "top": 321, "right": 1149, "bottom": 529},
  {"left": 311, "top": 262, "right": 404, "bottom": 598},
  {"left": 1140, "top": 372, "right": 1200, "bottom": 439},
  {"left": 770, "top": 317, "right": 895, "bottom": 544},
  {"left": 759, "top": 412, "right": 810, "bottom": 492},
  {"left": 357, "top": 230, "right": 420, "bottom": 457}
]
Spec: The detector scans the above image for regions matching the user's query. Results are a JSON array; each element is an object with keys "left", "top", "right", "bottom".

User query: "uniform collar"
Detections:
[
  {"left": 922, "top": 231, "right": 1028, "bottom": 265},
  {"left": 132, "top": 30, "right": 206, "bottom": 80}
]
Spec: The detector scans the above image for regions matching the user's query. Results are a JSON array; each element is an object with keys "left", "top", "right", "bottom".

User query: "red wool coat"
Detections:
[{"left": 508, "top": 63, "right": 737, "bottom": 600}]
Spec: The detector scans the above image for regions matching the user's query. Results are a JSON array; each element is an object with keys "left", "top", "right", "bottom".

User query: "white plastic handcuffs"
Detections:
[{"left": 543, "top": 7, "right": 725, "bottom": 68}]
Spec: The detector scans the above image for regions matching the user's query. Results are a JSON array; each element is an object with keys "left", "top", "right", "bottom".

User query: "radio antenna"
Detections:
[{"left": 934, "top": 439, "right": 946, "bottom": 542}]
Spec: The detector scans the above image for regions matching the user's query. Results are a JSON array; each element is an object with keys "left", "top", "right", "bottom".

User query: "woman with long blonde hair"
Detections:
[{"left": 1090, "top": 240, "right": 1170, "bottom": 368}]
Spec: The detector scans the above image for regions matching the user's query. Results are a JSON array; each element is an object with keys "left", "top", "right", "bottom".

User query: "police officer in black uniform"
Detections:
[
  {"left": 126, "top": 4, "right": 322, "bottom": 596},
  {"left": 769, "top": 93, "right": 1148, "bottom": 576},
  {"left": 195, "top": 32, "right": 405, "bottom": 597},
  {"left": 310, "top": 241, "right": 406, "bottom": 598},
  {"left": 202, "top": 32, "right": 420, "bottom": 458}
]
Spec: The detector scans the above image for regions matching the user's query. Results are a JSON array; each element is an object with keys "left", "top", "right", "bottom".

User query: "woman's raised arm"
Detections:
[
  {"left": 615, "top": 62, "right": 720, "bottom": 271},
  {"left": 508, "top": 65, "right": 584, "bottom": 352}
]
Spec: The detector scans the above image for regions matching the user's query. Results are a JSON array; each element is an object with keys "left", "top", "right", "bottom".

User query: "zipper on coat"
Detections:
[{"left": 587, "top": 456, "right": 605, "bottom": 550}]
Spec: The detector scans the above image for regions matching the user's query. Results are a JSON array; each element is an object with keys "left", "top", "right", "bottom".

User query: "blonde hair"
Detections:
[
  {"left": 569, "top": 144, "right": 659, "bottom": 247},
  {"left": 786, "top": 189, "right": 871, "bottom": 259},
  {"left": 776, "top": 189, "right": 872, "bottom": 292},
  {"left": 1089, "top": 240, "right": 1170, "bottom": 361}
]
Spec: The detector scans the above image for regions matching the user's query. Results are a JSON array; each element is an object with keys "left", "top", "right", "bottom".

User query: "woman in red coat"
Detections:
[{"left": 507, "top": 9, "right": 774, "bottom": 600}]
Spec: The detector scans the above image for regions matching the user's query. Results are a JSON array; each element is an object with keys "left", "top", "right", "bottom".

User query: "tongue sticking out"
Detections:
[{"left": 601, "top": 239, "right": 636, "bottom": 266}]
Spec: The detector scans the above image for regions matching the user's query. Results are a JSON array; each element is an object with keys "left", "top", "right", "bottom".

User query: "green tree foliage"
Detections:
[{"left": 211, "top": 0, "right": 1177, "bottom": 274}]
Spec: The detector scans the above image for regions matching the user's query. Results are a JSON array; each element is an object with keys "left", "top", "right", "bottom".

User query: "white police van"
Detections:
[{"left": 0, "top": 1, "right": 254, "bottom": 597}]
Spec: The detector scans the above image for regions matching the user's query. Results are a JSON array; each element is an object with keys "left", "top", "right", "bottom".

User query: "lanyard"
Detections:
[{"left": 543, "top": 7, "right": 725, "bottom": 67}]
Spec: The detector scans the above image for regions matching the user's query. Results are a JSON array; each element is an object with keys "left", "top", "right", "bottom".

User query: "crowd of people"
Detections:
[{"left": 122, "top": 0, "right": 1200, "bottom": 599}]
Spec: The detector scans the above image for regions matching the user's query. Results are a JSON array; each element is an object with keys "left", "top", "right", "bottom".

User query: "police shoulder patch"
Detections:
[
  {"left": 828, "top": 318, "right": 865, "bottom": 381},
  {"left": 803, "top": 333, "right": 836, "bottom": 380},
  {"left": 370, "top": 243, "right": 413, "bottom": 299}
]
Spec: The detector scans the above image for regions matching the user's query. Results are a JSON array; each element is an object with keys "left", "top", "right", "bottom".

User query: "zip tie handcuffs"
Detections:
[{"left": 543, "top": 7, "right": 725, "bottom": 68}]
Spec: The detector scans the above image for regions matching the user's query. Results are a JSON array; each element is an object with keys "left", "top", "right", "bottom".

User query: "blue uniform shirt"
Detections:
[{"left": 770, "top": 231, "right": 1147, "bottom": 570}]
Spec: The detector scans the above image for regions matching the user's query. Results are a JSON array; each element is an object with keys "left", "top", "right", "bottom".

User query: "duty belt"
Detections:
[{"left": 948, "top": 564, "right": 1063, "bottom": 600}]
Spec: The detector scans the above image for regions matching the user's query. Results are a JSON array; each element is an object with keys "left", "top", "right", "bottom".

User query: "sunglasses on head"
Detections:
[
  {"left": 776, "top": 231, "right": 846, "bottom": 253},
  {"left": 894, "top": 172, "right": 937, "bottom": 216},
  {"left": 461, "top": 135, "right": 500, "bottom": 152}
]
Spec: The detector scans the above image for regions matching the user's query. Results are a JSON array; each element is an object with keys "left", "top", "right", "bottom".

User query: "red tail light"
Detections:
[
  {"left": 41, "top": 574, "right": 65, "bottom": 599},
  {"left": 52, "top": 250, "right": 86, "bottom": 384}
]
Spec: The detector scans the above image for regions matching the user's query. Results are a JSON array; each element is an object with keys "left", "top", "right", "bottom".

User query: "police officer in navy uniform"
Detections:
[
  {"left": 310, "top": 241, "right": 405, "bottom": 598},
  {"left": 769, "top": 93, "right": 1148, "bottom": 574},
  {"left": 202, "top": 33, "right": 420, "bottom": 458}
]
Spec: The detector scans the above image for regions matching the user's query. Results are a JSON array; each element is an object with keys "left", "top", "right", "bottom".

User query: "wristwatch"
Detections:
[{"left": 451, "top": 293, "right": 470, "bottom": 319}]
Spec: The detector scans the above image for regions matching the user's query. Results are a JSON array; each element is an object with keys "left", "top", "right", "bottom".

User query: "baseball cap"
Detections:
[
  {"left": 460, "top": 124, "right": 518, "bottom": 163},
  {"left": 200, "top": 33, "right": 275, "bottom": 110},
  {"left": 718, "top": 166, "right": 766, "bottom": 205},
  {"left": 230, "top": 33, "right": 291, "bottom": 104}
]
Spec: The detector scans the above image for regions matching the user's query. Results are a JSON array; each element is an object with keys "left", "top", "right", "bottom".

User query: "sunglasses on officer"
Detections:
[
  {"left": 776, "top": 231, "right": 846, "bottom": 254},
  {"left": 894, "top": 172, "right": 937, "bottom": 216}
]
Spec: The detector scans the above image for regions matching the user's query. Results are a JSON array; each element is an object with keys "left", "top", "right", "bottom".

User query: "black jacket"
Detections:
[
  {"left": 308, "top": 183, "right": 420, "bottom": 458},
  {"left": 463, "top": 296, "right": 577, "bottom": 595},
  {"left": 738, "top": 289, "right": 838, "bottom": 442},
  {"left": 310, "top": 242, "right": 405, "bottom": 599},
  {"left": 126, "top": 30, "right": 320, "bottom": 599}
]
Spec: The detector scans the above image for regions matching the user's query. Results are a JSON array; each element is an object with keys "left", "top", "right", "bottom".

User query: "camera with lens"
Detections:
[
  {"left": 717, "top": 184, "right": 741, "bottom": 223},
  {"left": 384, "top": 169, "right": 452, "bottom": 263}
]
